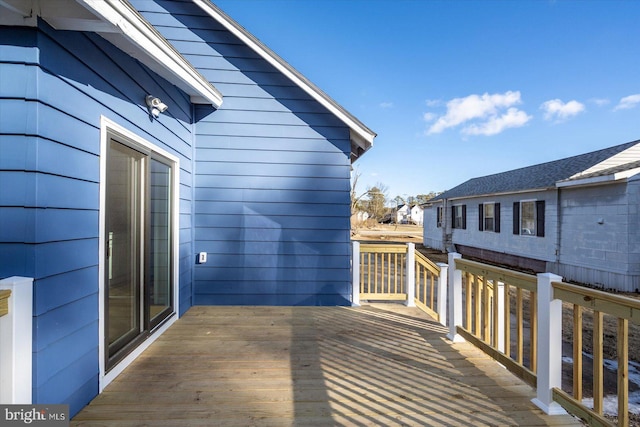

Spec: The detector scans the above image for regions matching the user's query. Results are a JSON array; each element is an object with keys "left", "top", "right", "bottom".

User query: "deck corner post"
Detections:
[
  {"left": 436, "top": 263, "right": 448, "bottom": 327},
  {"left": 405, "top": 243, "right": 415, "bottom": 307},
  {"left": 532, "top": 272, "right": 566, "bottom": 415},
  {"left": 0, "top": 276, "right": 34, "bottom": 404},
  {"left": 351, "top": 241, "right": 360, "bottom": 307},
  {"left": 446, "top": 253, "right": 464, "bottom": 342}
]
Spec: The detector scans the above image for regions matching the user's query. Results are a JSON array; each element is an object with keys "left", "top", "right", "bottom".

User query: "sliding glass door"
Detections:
[{"left": 105, "top": 136, "right": 174, "bottom": 370}]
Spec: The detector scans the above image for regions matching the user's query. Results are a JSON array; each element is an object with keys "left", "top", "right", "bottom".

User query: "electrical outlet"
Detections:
[{"left": 198, "top": 252, "right": 207, "bottom": 264}]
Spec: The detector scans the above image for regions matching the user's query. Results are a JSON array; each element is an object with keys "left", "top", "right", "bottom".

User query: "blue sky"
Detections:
[{"left": 214, "top": 0, "right": 640, "bottom": 201}]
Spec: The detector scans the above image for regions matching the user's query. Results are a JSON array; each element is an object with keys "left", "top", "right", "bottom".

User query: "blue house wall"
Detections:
[
  {"left": 1, "top": 0, "right": 362, "bottom": 417},
  {"left": 132, "top": 0, "right": 354, "bottom": 306},
  {"left": 0, "top": 21, "right": 196, "bottom": 415}
]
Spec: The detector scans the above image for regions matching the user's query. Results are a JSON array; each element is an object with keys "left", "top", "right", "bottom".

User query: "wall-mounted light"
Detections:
[{"left": 145, "top": 95, "right": 168, "bottom": 118}]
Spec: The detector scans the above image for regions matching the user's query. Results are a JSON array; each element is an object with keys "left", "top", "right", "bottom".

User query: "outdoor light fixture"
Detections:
[{"left": 145, "top": 95, "right": 168, "bottom": 118}]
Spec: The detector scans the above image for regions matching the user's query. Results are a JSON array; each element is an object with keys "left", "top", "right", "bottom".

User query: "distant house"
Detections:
[
  {"left": 410, "top": 205, "right": 424, "bottom": 225},
  {"left": 423, "top": 139, "right": 640, "bottom": 292},
  {"left": 0, "top": 0, "right": 374, "bottom": 416},
  {"left": 396, "top": 204, "right": 410, "bottom": 223}
]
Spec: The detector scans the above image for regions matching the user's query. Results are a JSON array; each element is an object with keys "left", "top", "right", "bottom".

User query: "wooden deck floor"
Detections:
[{"left": 72, "top": 304, "right": 582, "bottom": 426}]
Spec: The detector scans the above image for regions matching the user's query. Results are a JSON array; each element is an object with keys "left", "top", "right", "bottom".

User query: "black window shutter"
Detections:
[
  {"left": 451, "top": 206, "right": 456, "bottom": 229},
  {"left": 436, "top": 206, "right": 441, "bottom": 228},
  {"left": 462, "top": 204, "right": 467, "bottom": 230},
  {"left": 513, "top": 202, "right": 520, "bottom": 235},
  {"left": 478, "top": 204, "right": 484, "bottom": 231},
  {"left": 495, "top": 203, "right": 501, "bottom": 233},
  {"left": 536, "top": 200, "right": 545, "bottom": 237}
]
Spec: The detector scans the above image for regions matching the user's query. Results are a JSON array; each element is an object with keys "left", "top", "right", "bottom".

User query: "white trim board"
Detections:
[{"left": 98, "top": 115, "right": 181, "bottom": 392}]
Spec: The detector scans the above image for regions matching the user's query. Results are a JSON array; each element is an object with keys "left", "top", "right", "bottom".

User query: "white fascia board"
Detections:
[
  {"left": 556, "top": 168, "right": 640, "bottom": 188},
  {"left": 77, "top": 0, "right": 223, "bottom": 107},
  {"left": 444, "top": 187, "right": 553, "bottom": 202},
  {"left": 193, "top": 0, "right": 376, "bottom": 148}
]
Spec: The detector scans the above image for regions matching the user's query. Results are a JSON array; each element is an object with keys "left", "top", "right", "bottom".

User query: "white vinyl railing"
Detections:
[{"left": 0, "top": 276, "right": 33, "bottom": 404}]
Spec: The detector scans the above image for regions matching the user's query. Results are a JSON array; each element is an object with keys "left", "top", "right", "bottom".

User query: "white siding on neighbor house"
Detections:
[
  {"left": 423, "top": 204, "right": 444, "bottom": 250},
  {"left": 553, "top": 179, "right": 640, "bottom": 292},
  {"left": 448, "top": 191, "right": 558, "bottom": 263},
  {"left": 411, "top": 205, "right": 424, "bottom": 225}
]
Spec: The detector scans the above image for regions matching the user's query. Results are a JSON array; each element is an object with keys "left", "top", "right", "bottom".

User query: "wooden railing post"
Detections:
[
  {"left": 447, "top": 253, "right": 464, "bottom": 342},
  {"left": 0, "top": 276, "right": 33, "bottom": 404},
  {"left": 352, "top": 241, "right": 360, "bottom": 306},
  {"left": 436, "top": 262, "right": 448, "bottom": 327},
  {"left": 532, "top": 272, "right": 566, "bottom": 415},
  {"left": 405, "top": 243, "right": 415, "bottom": 307}
]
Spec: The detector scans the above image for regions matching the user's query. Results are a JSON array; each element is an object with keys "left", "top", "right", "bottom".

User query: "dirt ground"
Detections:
[{"left": 352, "top": 224, "right": 640, "bottom": 425}]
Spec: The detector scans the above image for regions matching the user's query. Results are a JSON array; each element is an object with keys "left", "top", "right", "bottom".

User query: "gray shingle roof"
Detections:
[{"left": 434, "top": 139, "right": 640, "bottom": 200}]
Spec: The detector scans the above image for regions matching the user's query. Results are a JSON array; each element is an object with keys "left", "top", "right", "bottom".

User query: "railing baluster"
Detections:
[
  {"left": 492, "top": 280, "right": 499, "bottom": 348},
  {"left": 573, "top": 305, "right": 583, "bottom": 401},
  {"left": 530, "top": 290, "right": 537, "bottom": 373},
  {"left": 464, "top": 272, "right": 472, "bottom": 331},
  {"left": 618, "top": 318, "right": 629, "bottom": 427},
  {"left": 504, "top": 283, "right": 511, "bottom": 358},
  {"left": 593, "top": 310, "right": 604, "bottom": 415},
  {"left": 483, "top": 277, "right": 490, "bottom": 343},
  {"left": 474, "top": 274, "right": 481, "bottom": 337},
  {"left": 516, "top": 288, "right": 523, "bottom": 365}
]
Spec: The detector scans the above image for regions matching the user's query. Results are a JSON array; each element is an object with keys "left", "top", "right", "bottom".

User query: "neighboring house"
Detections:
[
  {"left": 352, "top": 210, "right": 370, "bottom": 224},
  {"left": 0, "top": 0, "right": 374, "bottom": 416},
  {"left": 423, "top": 139, "right": 640, "bottom": 292},
  {"left": 410, "top": 204, "right": 424, "bottom": 225},
  {"left": 396, "top": 204, "right": 410, "bottom": 223}
]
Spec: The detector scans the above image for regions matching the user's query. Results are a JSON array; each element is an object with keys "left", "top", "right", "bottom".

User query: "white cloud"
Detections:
[
  {"left": 423, "top": 112, "right": 437, "bottom": 122},
  {"left": 590, "top": 98, "right": 610, "bottom": 107},
  {"left": 425, "top": 99, "right": 441, "bottom": 107},
  {"left": 540, "top": 99, "right": 585, "bottom": 122},
  {"left": 614, "top": 94, "right": 640, "bottom": 111},
  {"left": 426, "top": 91, "right": 530, "bottom": 136},
  {"left": 379, "top": 101, "right": 394, "bottom": 109},
  {"left": 462, "top": 108, "right": 532, "bottom": 136}
]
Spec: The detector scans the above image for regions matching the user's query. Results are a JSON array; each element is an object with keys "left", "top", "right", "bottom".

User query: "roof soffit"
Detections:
[{"left": 0, "top": 0, "right": 223, "bottom": 107}]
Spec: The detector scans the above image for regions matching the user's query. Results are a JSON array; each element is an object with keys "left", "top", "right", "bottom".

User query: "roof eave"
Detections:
[
  {"left": 192, "top": 0, "right": 376, "bottom": 161},
  {"left": 75, "top": 0, "right": 223, "bottom": 107},
  {"left": 556, "top": 168, "right": 640, "bottom": 189}
]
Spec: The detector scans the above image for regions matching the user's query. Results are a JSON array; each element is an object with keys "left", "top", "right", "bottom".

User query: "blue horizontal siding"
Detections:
[
  {"left": 195, "top": 147, "right": 349, "bottom": 165},
  {"left": 194, "top": 227, "right": 351, "bottom": 245},
  {"left": 194, "top": 212, "right": 350, "bottom": 228},
  {"left": 196, "top": 174, "right": 350, "bottom": 192},
  {"left": 194, "top": 187, "right": 349, "bottom": 204},
  {"left": 194, "top": 161, "right": 349, "bottom": 179},
  {"left": 132, "top": 0, "right": 355, "bottom": 306},
  {"left": 0, "top": 26, "right": 38, "bottom": 62},
  {"left": 34, "top": 347, "right": 98, "bottom": 417},
  {"left": 196, "top": 241, "right": 351, "bottom": 257},
  {"left": 0, "top": 62, "right": 38, "bottom": 98},
  {"left": 33, "top": 267, "right": 98, "bottom": 316},
  {"left": 1, "top": 19, "right": 197, "bottom": 417},
  {"left": 0, "top": 208, "right": 97, "bottom": 243},
  {"left": 202, "top": 254, "right": 349, "bottom": 269}
]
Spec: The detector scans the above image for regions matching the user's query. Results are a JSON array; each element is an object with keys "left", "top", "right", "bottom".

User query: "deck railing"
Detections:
[
  {"left": 0, "top": 276, "right": 33, "bottom": 404},
  {"left": 446, "top": 253, "right": 637, "bottom": 427},
  {"left": 453, "top": 257, "right": 539, "bottom": 387},
  {"left": 550, "top": 280, "right": 640, "bottom": 427},
  {"left": 351, "top": 246, "right": 637, "bottom": 425},
  {"left": 352, "top": 242, "right": 446, "bottom": 323}
]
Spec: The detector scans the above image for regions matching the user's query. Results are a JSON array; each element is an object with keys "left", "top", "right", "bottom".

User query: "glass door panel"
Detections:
[
  {"left": 105, "top": 140, "right": 143, "bottom": 360},
  {"left": 149, "top": 158, "right": 172, "bottom": 327}
]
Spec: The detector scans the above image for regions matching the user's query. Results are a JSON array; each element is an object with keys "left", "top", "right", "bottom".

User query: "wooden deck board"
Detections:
[{"left": 72, "top": 304, "right": 582, "bottom": 426}]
